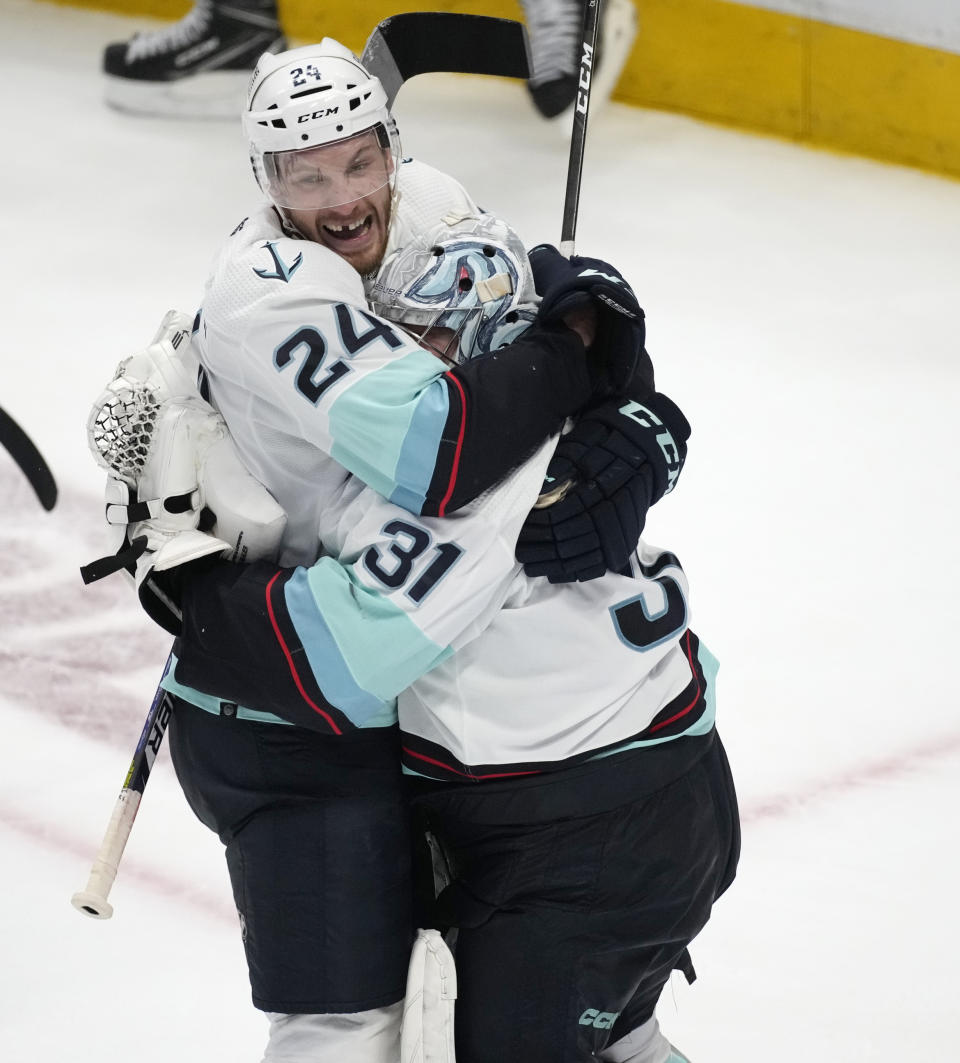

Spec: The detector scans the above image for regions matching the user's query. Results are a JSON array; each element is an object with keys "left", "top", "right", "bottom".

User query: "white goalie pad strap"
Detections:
[
  {"left": 103, "top": 477, "right": 201, "bottom": 526},
  {"left": 103, "top": 477, "right": 146, "bottom": 526},
  {"left": 105, "top": 498, "right": 160, "bottom": 525},
  {"left": 401, "top": 929, "right": 457, "bottom": 1063}
]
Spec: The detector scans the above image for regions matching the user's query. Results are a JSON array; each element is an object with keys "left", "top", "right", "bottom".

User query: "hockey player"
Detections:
[
  {"left": 102, "top": 1, "right": 636, "bottom": 122},
  {"left": 95, "top": 212, "right": 737, "bottom": 1063},
  {"left": 84, "top": 42, "right": 663, "bottom": 1063},
  {"left": 521, "top": 0, "right": 637, "bottom": 119},
  {"left": 184, "top": 40, "right": 642, "bottom": 543}
]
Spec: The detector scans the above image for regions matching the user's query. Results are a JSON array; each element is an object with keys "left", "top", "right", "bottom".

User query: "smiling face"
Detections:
[
  {"left": 269, "top": 130, "right": 396, "bottom": 275},
  {"left": 285, "top": 182, "right": 393, "bottom": 275}
]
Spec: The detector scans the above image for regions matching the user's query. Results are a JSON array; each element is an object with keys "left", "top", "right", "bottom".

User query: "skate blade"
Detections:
[{"left": 104, "top": 68, "right": 251, "bottom": 119}]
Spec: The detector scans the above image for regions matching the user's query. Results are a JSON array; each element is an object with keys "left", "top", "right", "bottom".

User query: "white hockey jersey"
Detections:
[
  {"left": 195, "top": 158, "right": 480, "bottom": 566},
  {"left": 308, "top": 463, "right": 717, "bottom": 778},
  {"left": 166, "top": 158, "right": 716, "bottom": 772},
  {"left": 169, "top": 409, "right": 714, "bottom": 775}
]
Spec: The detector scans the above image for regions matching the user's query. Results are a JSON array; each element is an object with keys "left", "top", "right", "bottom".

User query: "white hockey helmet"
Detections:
[
  {"left": 368, "top": 212, "right": 539, "bottom": 364},
  {"left": 243, "top": 39, "right": 402, "bottom": 211}
]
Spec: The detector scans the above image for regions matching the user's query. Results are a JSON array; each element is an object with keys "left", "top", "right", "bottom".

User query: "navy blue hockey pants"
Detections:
[
  {"left": 167, "top": 696, "right": 414, "bottom": 1014},
  {"left": 409, "top": 730, "right": 740, "bottom": 1063}
]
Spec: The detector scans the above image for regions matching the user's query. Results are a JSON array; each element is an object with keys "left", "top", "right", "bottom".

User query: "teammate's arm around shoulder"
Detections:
[
  {"left": 167, "top": 438, "right": 554, "bottom": 733},
  {"left": 205, "top": 229, "right": 604, "bottom": 520}
]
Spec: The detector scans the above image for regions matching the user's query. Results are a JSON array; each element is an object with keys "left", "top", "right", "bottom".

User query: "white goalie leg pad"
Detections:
[
  {"left": 598, "top": 1015, "right": 691, "bottom": 1063},
  {"left": 261, "top": 1004, "right": 402, "bottom": 1063},
  {"left": 401, "top": 929, "right": 458, "bottom": 1063}
]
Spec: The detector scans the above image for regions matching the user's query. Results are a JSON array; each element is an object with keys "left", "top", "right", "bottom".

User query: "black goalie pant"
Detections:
[
  {"left": 409, "top": 730, "right": 740, "bottom": 1063},
  {"left": 167, "top": 696, "right": 414, "bottom": 1013}
]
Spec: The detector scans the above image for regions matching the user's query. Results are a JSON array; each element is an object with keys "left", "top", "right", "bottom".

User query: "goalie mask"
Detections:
[
  {"left": 368, "top": 212, "right": 538, "bottom": 365},
  {"left": 244, "top": 39, "right": 402, "bottom": 211}
]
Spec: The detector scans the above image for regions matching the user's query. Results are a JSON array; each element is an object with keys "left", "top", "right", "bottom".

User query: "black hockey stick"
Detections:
[
  {"left": 560, "top": 0, "right": 604, "bottom": 258},
  {"left": 0, "top": 404, "right": 57, "bottom": 510},
  {"left": 361, "top": 12, "right": 531, "bottom": 107},
  {"left": 72, "top": 654, "right": 175, "bottom": 919},
  {"left": 534, "top": 1, "right": 605, "bottom": 509}
]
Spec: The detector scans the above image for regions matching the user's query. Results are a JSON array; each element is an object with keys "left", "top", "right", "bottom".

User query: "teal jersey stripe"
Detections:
[
  {"left": 388, "top": 379, "right": 453, "bottom": 513},
  {"left": 286, "top": 561, "right": 454, "bottom": 722},
  {"left": 328, "top": 348, "right": 449, "bottom": 513},
  {"left": 160, "top": 653, "right": 293, "bottom": 725},
  {"left": 283, "top": 563, "right": 397, "bottom": 728}
]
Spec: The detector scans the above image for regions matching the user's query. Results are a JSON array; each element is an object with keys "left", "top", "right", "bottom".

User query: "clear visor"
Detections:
[{"left": 262, "top": 128, "right": 397, "bottom": 211}]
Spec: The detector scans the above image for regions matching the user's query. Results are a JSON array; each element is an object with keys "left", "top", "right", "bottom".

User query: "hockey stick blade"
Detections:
[
  {"left": 362, "top": 13, "right": 531, "bottom": 107},
  {"left": 0, "top": 405, "right": 57, "bottom": 511}
]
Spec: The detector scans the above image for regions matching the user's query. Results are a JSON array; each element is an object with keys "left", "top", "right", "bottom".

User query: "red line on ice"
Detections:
[
  {"left": 5, "top": 475, "right": 960, "bottom": 919},
  {"left": 0, "top": 805, "right": 237, "bottom": 924},
  {"left": 740, "top": 732, "right": 960, "bottom": 824}
]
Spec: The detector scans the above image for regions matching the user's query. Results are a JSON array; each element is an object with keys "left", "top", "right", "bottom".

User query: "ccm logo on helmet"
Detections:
[{"left": 298, "top": 107, "right": 340, "bottom": 122}]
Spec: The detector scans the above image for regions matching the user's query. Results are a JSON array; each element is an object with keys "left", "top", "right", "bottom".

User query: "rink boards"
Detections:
[{"left": 53, "top": 0, "right": 960, "bottom": 178}]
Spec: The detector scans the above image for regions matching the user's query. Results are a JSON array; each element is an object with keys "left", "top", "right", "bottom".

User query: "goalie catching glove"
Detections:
[
  {"left": 516, "top": 391, "right": 690, "bottom": 583},
  {"left": 82, "top": 310, "right": 286, "bottom": 634},
  {"left": 528, "top": 243, "right": 649, "bottom": 398}
]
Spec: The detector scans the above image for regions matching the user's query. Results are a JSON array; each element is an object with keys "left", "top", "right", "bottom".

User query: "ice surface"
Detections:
[{"left": 2, "top": 2, "right": 959, "bottom": 1058}]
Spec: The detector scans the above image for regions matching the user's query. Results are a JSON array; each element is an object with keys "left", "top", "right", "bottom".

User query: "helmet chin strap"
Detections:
[
  {"left": 376, "top": 181, "right": 402, "bottom": 274},
  {"left": 275, "top": 207, "right": 304, "bottom": 240},
  {"left": 356, "top": 178, "right": 401, "bottom": 281}
]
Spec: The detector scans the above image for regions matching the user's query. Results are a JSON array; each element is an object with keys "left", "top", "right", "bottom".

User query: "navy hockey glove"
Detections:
[
  {"left": 528, "top": 243, "right": 644, "bottom": 397},
  {"left": 516, "top": 391, "right": 690, "bottom": 583}
]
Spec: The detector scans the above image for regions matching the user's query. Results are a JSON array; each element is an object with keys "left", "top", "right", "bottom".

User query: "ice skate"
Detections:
[
  {"left": 520, "top": 0, "right": 637, "bottom": 120},
  {"left": 103, "top": 0, "right": 285, "bottom": 118}
]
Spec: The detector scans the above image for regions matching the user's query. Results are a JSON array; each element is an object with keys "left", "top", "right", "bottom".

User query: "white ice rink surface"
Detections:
[{"left": 3, "top": 1, "right": 959, "bottom": 1058}]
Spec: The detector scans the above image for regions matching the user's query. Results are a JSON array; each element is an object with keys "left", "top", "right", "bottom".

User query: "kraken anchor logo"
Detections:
[{"left": 253, "top": 240, "right": 303, "bottom": 282}]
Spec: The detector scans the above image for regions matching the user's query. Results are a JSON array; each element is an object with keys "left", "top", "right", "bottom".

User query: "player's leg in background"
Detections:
[
  {"left": 102, "top": 0, "right": 285, "bottom": 118},
  {"left": 260, "top": 1007, "right": 404, "bottom": 1063},
  {"left": 102, "top": 0, "right": 635, "bottom": 122},
  {"left": 598, "top": 1014, "right": 691, "bottom": 1063},
  {"left": 598, "top": 1014, "right": 698, "bottom": 1063},
  {"left": 519, "top": 0, "right": 638, "bottom": 119},
  {"left": 166, "top": 697, "right": 414, "bottom": 1063}
]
